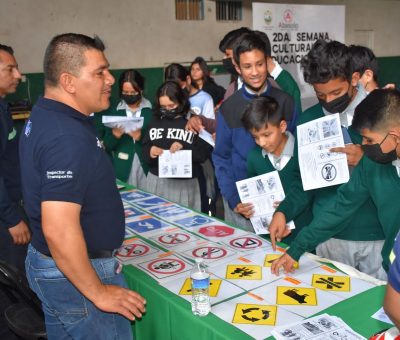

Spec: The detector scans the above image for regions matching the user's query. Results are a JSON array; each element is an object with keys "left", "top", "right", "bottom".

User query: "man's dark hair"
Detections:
[
  {"left": 154, "top": 81, "right": 190, "bottom": 118},
  {"left": 242, "top": 96, "right": 283, "bottom": 131},
  {"left": 118, "top": 69, "right": 145, "bottom": 98},
  {"left": 164, "top": 63, "right": 189, "bottom": 83},
  {"left": 349, "top": 45, "right": 379, "bottom": 82},
  {"left": 352, "top": 89, "right": 400, "bottom": 133},
  {"left": 233, "top": 32, "right": 267, "bottom": 65},
  {"left": 44, "top": 33, "right": 105, "bottom": 87},
  {"left": 218, "top": 27, "right": 251, "bottom": 53},
  {"left": 0, "top": 44, "right": 14, "bottom": 56},
  {"left": 301, "top": 39, "right": 351, "bottom": 84},
  {"left": 253, "top": 31, "right": 272, "bottom": 57}
]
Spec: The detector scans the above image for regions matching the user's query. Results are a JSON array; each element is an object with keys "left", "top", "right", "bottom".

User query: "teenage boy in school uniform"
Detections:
[
  {"left": 213, "top": 32, "right": 298, "bottom": 231},
  {"left": 239, "top": 96, "right": 312, "bottom": 243},
  {"left": 268, "top": 40, "right": 385, "bottom": 279}
]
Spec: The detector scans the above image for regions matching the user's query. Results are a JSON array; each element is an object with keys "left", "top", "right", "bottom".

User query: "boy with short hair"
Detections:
[
  {"left": 269, "top": 40, "right": 386, "bottom": 279},
  {"left": 240, "top": 96, "right": 312, "bottom": 243}
]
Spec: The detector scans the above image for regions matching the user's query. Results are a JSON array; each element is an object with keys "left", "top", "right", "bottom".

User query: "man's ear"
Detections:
[
  {"left": 350, "top": 72, "right": 360, "bottom": 87},
  {"left": 59, "top": 73, "right": 76, "bottom": 94},
  {"left": 280, "top": 120, "right": 287, "bottom": 133},
  {"left": 362, "top": 69, "right": 374, "bottom": 84},
  {"left": 234, "top": 59, "right": 241, "bottom": 76}
]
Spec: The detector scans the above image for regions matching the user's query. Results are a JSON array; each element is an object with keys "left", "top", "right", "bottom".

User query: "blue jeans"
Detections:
[{"left": 25, "top": 244, "right": 133, "bottom": 340}]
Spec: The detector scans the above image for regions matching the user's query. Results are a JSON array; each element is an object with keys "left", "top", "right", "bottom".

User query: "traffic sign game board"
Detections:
[
  {"left": 180, "top": 242, "right": 238, "bottom": 267},
  {"left": 120, "top": 189, "right": 153, "bottom": 202},
  {"left": 172, "top": 214, "right": 215, "bottom": 229},
  {"left": 148, "top": 228, "right": 202, "bottom": 251},
  {"left": 125, "top": 216, "right": 172, "bottom": 235},
  {"left": 147, "top": 203, "right": 192, "bottom": 221},
  {"left": 191, "top": 223, "right": 247, "bottom": 242},
  {"left": 115, "top": 237, "right": 164, "bottom": 264},
  {"left": 221, "top": 234, "right": 272, "bottom": 254}
]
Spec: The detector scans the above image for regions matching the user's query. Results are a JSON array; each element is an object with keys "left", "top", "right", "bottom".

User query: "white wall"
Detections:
[{"left": 0, "top": 0, "right": 399, "bottom": 73}]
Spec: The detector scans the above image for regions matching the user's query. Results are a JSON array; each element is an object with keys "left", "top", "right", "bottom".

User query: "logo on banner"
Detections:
[
  {"left": 264, "top": 10, "right": 273, "bottom": 25},
  {"left": 226, "top": 265, "right": 262, "bottom": 280},
  {"left": 179, "top": 278, "right": 222, "bottom": 297},
  {"left": 283, "top": 9, "right": 294, "bottom": 23},
  {"left": 233, "top": 304, "right": 277, "bottom": 325},
  {"left": 312, "top": 274, "right": 350, "bottom": 291},
  {"left": 277, "top": 287, "right": 317, "bottom": 305}
]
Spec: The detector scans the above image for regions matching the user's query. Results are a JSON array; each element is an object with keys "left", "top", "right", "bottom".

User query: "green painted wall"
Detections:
[{"left": 5, "top": 57, "right": 400, "bottom": 111}]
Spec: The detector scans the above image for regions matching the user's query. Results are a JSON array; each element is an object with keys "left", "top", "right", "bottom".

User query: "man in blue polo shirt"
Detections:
[
  {"left": 20, "top": 33, "right": 145, "bottom": 339},
  {"left": 0, "top": 44, "right": 30, "bottom": 272}
]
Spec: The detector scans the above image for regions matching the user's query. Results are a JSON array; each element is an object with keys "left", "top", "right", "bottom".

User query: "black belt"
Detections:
[{"left": 43, "top": 249, "right": 114, "bottom": 259}]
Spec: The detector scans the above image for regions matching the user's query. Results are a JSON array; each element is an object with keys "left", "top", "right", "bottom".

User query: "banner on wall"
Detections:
[{"left": 252, "top": 3, "right": 345, "bottom": 109}]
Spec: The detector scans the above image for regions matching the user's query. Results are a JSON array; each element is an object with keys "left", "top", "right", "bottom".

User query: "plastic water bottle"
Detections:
[{"left": 190, "top": 258, "right": 211, "bottom": 316}]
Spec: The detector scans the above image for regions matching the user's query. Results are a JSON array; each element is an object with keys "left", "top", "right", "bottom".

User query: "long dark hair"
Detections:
[
  {"left": 190, "top": 56, "right": 216, "bottom": 86},
  {"left": 154, "top": 81, "right": 190, "bottom": 118},
  {"left": 118, "top": 69, "right": 144, "bottom": 98}
]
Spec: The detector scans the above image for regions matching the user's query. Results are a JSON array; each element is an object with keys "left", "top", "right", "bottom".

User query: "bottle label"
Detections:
[{"left": 192, "top": 277, "right": 210, "bottom": 289}]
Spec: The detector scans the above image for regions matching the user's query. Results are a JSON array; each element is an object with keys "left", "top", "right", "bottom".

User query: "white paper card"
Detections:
[
  {"left": 198, "top": 129, "right": 215, "bottom": 147},
  {"left": 236, "top": 171, "right": 295, "bottom": 234},
  {"left": 159, "top": 150, "right": 192, "bottom": 178},
  {"left": 297, "top": 114, "right": 349, "bottom": 191},
  {"left": 102, "top": 115, "right": 144, "bottom": 133}
]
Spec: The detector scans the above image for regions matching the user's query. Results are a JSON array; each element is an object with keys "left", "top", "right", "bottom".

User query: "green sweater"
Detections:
[
  {"left": 247, "top": 145, "right": 313, "bottom": 244},
  {"left": 102, "top": 107, "right": 152, "bottom": 182},
  {"left": 276, "top": 69, "right": 302, "bottom": 114},
  {"left": 276, "top": 103, "right": 384, "bottom": 247},
  {"left": 286, "top": 155, "right": 400, "bottom": 272}
]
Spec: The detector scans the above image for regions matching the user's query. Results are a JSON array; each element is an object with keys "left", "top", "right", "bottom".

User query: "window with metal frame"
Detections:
[
  {"left": 175, "top": 0, "right": 204, "bottom": 20},
  {"left": 216, "top": 0, "right": 242, "bottom": 21}
]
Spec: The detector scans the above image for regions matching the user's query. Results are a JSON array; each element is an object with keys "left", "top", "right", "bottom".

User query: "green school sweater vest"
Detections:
[
  {"left": 287, "top": 155, "right": 400, "bottom": 272},
  {"left": 277, "top": 103, "right": 384, "bottom": 245},
  {"left": 247, "top": 145, "right": 313, "bottom": 245},
  {"left": 102, "top": 107, "right": 152, "bottom": 182}
]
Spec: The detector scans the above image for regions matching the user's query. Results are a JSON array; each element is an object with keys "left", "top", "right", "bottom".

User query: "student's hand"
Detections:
[
  {"left": 94, "top": 284, "right": 146, "bottom": 321},
  {"left": 266, "top": 57, "right": 276, "bottom": 74},
  {"left": 271, "top": 253, "right": 296, "bottom": 275},
  {"left": 169, "top": 142, "right": 183, "bottom": 153},
  {"left": 8, "top": 220, "right": 31, "bottom": 245},
  {"left": 268, "top": 212, "right": 291, "bottom": 250},
  {"left": 272, "top": 200, "right": 282, "bottom": 209},
  {"left": 112, "top": 127, "right": 124, "bottom": 139},
  {"left": 330, "top": 144, "right": 363, "bottom": 167},
  {"left": 233, "top": 203, "right": 254, "bottom": 219},
  {"left": 185, "top": 115, "right": 204, "bottom": 134},
  {"left": 127, "top": 129, "right": 141, "bottom": 141},
  {"left": 150, "top": 146, "right": 164, "bottom": 158},
  {"left": 383, "top": 83, "right": 396, "bottom": 90}
]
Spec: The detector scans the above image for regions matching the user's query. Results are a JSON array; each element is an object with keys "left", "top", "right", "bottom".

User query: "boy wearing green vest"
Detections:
[
  {"left": 268, "top": 40, "right": 385, "bottom": 279},
  {"left": 272, "top": 89, "right": 400, "bottom": 280},
  {"left": 236, "top": 96, "right": 312, "bottom": 243}
]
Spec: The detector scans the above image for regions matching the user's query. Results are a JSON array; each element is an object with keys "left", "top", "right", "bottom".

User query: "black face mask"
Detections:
[
  {"left": 159, "top": 108, "right": 181, "bottom": 120},
  {"left": 362, "top": 134, "right": 398, "bottom": 164},
  {"left": 122, "top": 93, "right": 141, "bottom": 105},
  {"left": 222, "top": 58, "right": 238, "bottom": 76},
  {"left": 319, "top": 92, "right": 352, "bottom": 114}
]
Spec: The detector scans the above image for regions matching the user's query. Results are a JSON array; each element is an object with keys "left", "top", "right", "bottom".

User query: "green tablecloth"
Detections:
[{"left": 123, "top": 265, "right": 391, "bottom": 340}]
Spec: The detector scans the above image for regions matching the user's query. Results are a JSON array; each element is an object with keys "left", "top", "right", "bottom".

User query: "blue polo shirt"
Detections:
[{"left": 19, "top": 97, "right": 125, "bottom": 255}]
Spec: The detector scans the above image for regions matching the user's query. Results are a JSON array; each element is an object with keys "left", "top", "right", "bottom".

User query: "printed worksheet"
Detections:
[
  {"left": 297, "top": 114, "right": 349, "bottom": 191},
  {"left": 158, "top": 150, "right": 192, "bottom": 178},
  {"left": 236, "top": 171, "right": 295, "bottom": 234},
  {"left": 271, "top": 313, "right": 366, "bottom": 340},
  {"left": 198, "top": 129, "right": 215, "bottom": 147},
  {"left": 102, "top": 115, "right": 144, "bottom": 133}
]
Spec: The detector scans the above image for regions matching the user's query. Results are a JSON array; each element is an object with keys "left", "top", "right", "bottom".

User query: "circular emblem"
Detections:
[
  {"left": 264, "top": 10, "right": 272, "bottom": 25},
  {"left": 321, "top": 163, "right": 337, "bottom": 182},
  {"left": 283, "top": 9, "right": 293, "bottom": 23}
]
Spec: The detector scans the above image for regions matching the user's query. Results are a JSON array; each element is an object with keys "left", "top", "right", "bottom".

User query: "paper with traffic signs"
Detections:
[
  {"left": 212, "top": 257, "right": 283, "bottom": 291},
  {"left": 191, "top": 222, "right": 247, "bottom": 242},
  {"left": 115, "top": 237, "right": 164, "bottom": 264},
  {"left": 146, "top": 203, "right": 192, "bottom": 221},
  {"left": 148, "top": 228, "right": 202, "bottom": 251},
  {"left": 294, "top": 265, "right": 375, "bottom": 299},
  {"left": 221, "top": 234, "right": 272, "bottom": 254},
  {"left": 120, "top": 189, "right": 153, "bottom": 202},
  {"left": 162, "top": 274, "right": 245, "bottom": 306},
  {"left": 125, "top": 216, "right": 172, "bottom": 235},
  {"left": 180, "top": 242, "right": 238, "bottom": 267},
  {"left": 211, "top": 292, "right": 303, "bottom": 340},
  {"left": 136, "top": 254, "right": 193, "bottom": 283},
  {"left": 251, "top": 277, "right": 344, "bottom": 318}
]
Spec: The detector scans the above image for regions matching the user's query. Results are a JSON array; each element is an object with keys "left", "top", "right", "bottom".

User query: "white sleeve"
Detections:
[{"left": 202, "top": 94, "right": 215, "bottom": 120}]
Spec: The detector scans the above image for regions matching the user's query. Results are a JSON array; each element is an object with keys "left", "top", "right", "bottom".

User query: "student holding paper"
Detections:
[
  {"left": 142, "top": 81, "right": 212, "bottom": 211},
  {"left": 239, "top": 96, "right": 312, "bottom": 243},
  {"left": 269, "top": 41, "right": 386, "bottom": 279},
  {"left": 102, "top": 69, "right": 152, "bottom": 188}
]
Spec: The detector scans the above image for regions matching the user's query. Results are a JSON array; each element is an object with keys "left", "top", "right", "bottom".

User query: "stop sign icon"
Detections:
[{"left": 198, "top": 225, "right": 235, "bottom": 237}]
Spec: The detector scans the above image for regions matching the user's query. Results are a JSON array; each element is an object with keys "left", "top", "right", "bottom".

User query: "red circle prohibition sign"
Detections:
[
  {"left": 192, "top": 246, "right": 227, "bottom": 259},
  {"left": 147, "top": 258, "right": 186, "bottom": 274},
  {"left": 229, "top": 237, "right": 262, "bottom": 249},
  {"left": 158, "top": 233, "right": 190, "bottom": 244},
  {"left": 117, "top": 244, "right": 150, "bottom": 257}
]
